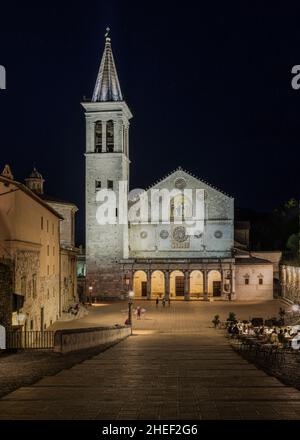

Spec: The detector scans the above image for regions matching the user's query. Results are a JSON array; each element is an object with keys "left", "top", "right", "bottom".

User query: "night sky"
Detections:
[{"left": 1, "top": 2, "right": 300, "bottom": 245}]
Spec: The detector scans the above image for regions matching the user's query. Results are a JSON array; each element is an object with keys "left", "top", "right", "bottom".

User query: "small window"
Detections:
[
  {"left": 47, "top": 245, "right": 50, "bottom": 257},
  {"left": 107, "top": 180, "right": 114, "bottom": 190},
  {"left": 245, "top": 278, "right": 249, "bottom": 285},
  {"left": 41, "top": 217, "right": 44, "bottom": 230},
  {"left": 30, "top": 320, "right": 34, "bottom": 330},
  {"left": 52, "top": 223, "right": 54, "bottom": 235},
  {"left": 116, "top": 208, "right": 118, "bottom": 218},
  {"left": 53, "top": 247, "right": 55, "bottom": 256},
  {"left": 47, "top": 220, "right": 49, "bottom": 233},
  {"left": 259, "top": 278, "right": 263, "bottom": 285},
  {"left": 95, "top": 180, "right": 102, "bottom": 191},
  {"left": 47, "top": 265, "right": 50, "bottom": 276}
]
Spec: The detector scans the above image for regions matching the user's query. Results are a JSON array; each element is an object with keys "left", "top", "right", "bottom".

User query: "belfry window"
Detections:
[
  {"left": 107, "top": 180, "right": 114, "bottom": 190},
  {"left": 95, "top": 180, "right": 101, "bottom": 191},
  {"left": 106, "top": 120, "right": 114, "bottom": 152},
  {"left": 95, "top": 121, "right": 102, "bottom": 153}
]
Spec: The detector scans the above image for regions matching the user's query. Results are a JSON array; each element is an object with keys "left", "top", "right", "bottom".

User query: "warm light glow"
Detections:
[
  {"left": 128, "top": 290, "right": 135, "bottom": 299},
  {"left": 292, "top": 304, "right": 300, "bottom": 312},
  {"left": 89, "top": 286, "right": 93, "bottom": 292}
]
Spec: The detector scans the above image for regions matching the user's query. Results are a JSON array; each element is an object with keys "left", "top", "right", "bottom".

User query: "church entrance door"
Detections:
[
  {"left": 175, "top": 276, "right": 185, "bottom": 297},
  {"left": 141, "top": 281, "right": 147, "bottom": 297},
  {"left": 213, "top": 281, "right": 221, "bottom": 297}
]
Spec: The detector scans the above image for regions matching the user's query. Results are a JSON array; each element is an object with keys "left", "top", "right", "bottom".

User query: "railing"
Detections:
[{"left": 6, "top": 331, "right": 54, "bottom": 350}]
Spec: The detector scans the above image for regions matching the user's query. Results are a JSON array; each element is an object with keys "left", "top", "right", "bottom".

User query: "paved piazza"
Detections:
[{"left": 2, "top": 300, "right": 300, "bottom": 420}]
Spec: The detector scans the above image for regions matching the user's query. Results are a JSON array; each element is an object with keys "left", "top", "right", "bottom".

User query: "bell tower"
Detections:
[{"left": 82, "top": 29, "right": 132, "bottom": 299}]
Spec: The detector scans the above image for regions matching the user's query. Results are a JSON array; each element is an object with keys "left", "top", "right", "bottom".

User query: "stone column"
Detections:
[
  {"left": 184, "top": 271, "right": 190, "bottom": 301},
  {"left": 126, "top": 127, "right": 129, "bottom": 156},
  {"left": 203, "top": 270, "right": 208, "bottom": 301},
  {"left": 297, "top": 267, "right": 300, "bottom": 302},
  {"left": 281, "top": 266, "right": 286, "bottom": 298},
  {"left": 221, "top": 270, "right": 226, "bottom": 299},
  {"left": 147, "top": 271, "right": 152, "bottom": 300},
  {"left": 231, "top": 266, "right": 236, "bottom": 300},
  {"left": 165, "top": 271, "right": 170, "bottom": 300}
]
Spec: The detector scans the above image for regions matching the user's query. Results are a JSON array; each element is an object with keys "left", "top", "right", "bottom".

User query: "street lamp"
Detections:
[{"left": 128, "top": 290, "right": 134, "bottom": 332}]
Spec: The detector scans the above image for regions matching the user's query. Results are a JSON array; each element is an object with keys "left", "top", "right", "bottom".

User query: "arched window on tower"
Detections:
[
  {"left": 106, "top": 120, "right": 114, "bottom": 152},
  {"left": 95, "top": 121, "right": 102, "bottom": 153}
]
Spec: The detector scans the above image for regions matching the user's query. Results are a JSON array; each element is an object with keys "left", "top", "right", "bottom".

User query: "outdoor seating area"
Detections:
[{"left": 216, "top": 310, "right": 300, "bottom": 384}]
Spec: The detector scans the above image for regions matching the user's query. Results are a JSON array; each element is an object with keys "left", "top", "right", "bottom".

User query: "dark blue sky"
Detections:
[{"left": 1, "top": 1, "right": 300, "bottom": 244}]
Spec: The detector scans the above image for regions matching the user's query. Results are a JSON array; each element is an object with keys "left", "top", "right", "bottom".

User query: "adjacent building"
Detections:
[{"left": 0, "top": 165, "right": 79, "bottom": 330}]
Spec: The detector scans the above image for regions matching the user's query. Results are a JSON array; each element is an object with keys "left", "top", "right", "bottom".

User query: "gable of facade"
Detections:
[{"left": 129, "top": 169, "right": 234, "bottom": 259}]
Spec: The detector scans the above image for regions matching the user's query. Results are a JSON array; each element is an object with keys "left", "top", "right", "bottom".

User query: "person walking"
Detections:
[
  {"left": 156, "top": 297, "right": 159, "bottom": 308},
  {"left": 137, "top": 306, "right": 142, "bottom": 320},
  {"left": 162, "top": 298, "right": 166, "bottom": 308}
]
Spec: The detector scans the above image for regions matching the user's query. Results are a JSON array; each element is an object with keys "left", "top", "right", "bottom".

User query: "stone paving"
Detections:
[{"left": 1, "top": 300, "right": 300, "bottom": 420}]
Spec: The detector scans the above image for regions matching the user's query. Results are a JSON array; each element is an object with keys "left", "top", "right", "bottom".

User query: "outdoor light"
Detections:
[
  {"left": 292, "top": 304, "right": 300, "bottom": 313},
  {"left": 128, "top": 290, "right": 134, "bottom": 299}
]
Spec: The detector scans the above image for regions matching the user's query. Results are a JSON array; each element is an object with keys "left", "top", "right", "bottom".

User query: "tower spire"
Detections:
[{"left": 92, "top": 28, "right": 123, "bottom": 102}]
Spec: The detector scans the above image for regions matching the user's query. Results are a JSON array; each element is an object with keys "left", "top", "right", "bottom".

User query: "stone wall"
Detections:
[
  {"left": 235, "top": 263, "right": 273, "bottom": 300},
  {"left": 54, "top": 325, "right": 131, "bottom": 354},
  {"left": 0, "top": 261, "right": 13, "bottom": 328}
]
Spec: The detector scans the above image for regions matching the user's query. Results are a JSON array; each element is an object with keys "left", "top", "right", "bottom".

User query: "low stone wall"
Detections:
[{"left": 54, "top": 325, "right": 131, "bottom": 354}]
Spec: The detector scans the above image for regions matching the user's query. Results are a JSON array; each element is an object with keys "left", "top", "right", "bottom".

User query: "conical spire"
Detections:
[{"left": 92, "top": 28, "right": 123, "bottom": 102}]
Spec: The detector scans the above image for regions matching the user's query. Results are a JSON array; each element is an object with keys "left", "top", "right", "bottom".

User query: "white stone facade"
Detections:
[{"left": 83, "top": 36, "right": 275, "bottom": 301}]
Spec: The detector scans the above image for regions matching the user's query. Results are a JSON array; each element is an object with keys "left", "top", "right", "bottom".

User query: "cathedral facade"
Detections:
[{"left": 83, "top": 34, "right": 276, "bottom": 301}]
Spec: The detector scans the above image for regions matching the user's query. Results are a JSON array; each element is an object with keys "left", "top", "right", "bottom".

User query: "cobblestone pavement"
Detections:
[
  {"left": 2, "top": 300, "right": 300, "bottom": 420},
  {"left": 0, "top": 345, "right": 119, "bottom": 400}
]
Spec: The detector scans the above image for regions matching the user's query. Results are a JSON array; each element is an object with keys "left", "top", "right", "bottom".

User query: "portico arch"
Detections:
[
  {"left": 133, "top": 271, "right": 148, "bottom": 298},
  {"left": 190, "top": 270, "right": 203, "bottom": 297},
  {"left": 151, "top": 271, "right": 165, "bottom": 298},
  {"left": 170, "top": 270, "right": 185, "bottom": 298},
  {"left": 208, "top": 270, "right": 222, "bottom": 297}
]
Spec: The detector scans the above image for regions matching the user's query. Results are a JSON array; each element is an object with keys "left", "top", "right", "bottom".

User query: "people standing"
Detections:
[
  {"left": 156, "top": 297, "right": 159, "bottom": 308},
  {"left": 137, "top": 306, "right": 141, "bottom": 320},
  {"left": 162, "top": 298, "right": 166, "bottom": 308}
]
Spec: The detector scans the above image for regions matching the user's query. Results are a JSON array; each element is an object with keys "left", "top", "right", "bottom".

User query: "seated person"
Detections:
[
  {"left": 270, "top": 330, "right": 279, "bottom": 344},
  {"left": 278, "top": 329, "right": 285, "bottom": 344},
  {"left": 291, "top": 330, "right": 300, "bottom": 350}
]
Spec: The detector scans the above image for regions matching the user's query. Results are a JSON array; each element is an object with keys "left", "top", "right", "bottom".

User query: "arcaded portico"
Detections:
[{"left": 122, "top": 259, "right": 235, "bottom": 300}]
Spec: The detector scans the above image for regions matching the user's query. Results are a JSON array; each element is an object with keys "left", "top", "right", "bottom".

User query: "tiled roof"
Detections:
[{"left": 92, "top": 34, "right": 123, "bottom": 102}]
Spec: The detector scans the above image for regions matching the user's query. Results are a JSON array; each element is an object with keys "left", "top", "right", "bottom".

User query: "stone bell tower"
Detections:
[{"left": 82, "top": 29, "right": 133, "bottom": 299}]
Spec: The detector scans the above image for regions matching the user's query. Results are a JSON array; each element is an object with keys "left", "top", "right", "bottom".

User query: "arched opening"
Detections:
[
  {"left": 95, "top": 121, "right": 102, "bottom": 153},
  {"left": 151, "top": 271, "right": 165, "bottom": 298},
  {"left": 170, "top": 194, "right": 193, "bottom": 222},
  {"left": 133, "top": 271, "right": 148, "bottom": 298},
  {"left": 190, "top": 270, "right": 203, "bottom": 298},
  {"left": 208, "top": 270, "right": 222, "bottom": 297},
  {"left": 106, "top": 120, "right": 114, "bottom": 152},
  {"left": 170, "top": 270, "right": 185, "bottom": 298}
]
